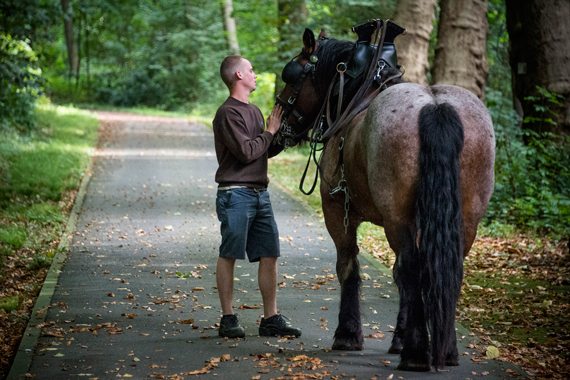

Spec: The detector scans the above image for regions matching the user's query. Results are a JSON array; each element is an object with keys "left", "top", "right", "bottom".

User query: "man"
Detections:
[{"left": 213, "top": 56, "right": 301, "bottom": 339}]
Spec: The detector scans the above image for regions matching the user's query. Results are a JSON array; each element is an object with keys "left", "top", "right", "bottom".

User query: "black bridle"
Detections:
[{"left": 274, "top": 37, "right": 330, "bottom": 147}]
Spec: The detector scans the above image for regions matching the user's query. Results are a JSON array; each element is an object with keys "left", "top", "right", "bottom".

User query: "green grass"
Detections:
[
  {"left": 0, "top": 103, "right": 99, "bottom": 264},
  {"left": 0, "top": 296, "right": 19, "bottom": 313}
]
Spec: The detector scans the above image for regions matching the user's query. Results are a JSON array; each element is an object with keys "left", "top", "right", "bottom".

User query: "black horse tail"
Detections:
[{"left": 416, "top": 102, "right": 464, "bottom": 370}]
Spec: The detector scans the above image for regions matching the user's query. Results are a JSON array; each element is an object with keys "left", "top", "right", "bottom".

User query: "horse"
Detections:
[{"left": 273, "top": 27, "right": 495, "bottom": 371}]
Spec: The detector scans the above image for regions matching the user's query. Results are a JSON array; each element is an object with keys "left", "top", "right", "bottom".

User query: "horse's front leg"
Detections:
[{"left": 322, "top": 192, "right": 363, "bottom": 351}]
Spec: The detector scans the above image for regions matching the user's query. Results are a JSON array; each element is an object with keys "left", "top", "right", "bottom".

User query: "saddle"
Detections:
[{"left": 333, "top": 20, "right": 406, "bottom": 114}]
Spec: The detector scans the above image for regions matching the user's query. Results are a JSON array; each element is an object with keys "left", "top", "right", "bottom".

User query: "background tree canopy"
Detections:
[{"left": 1, "top": 0, "right": 568, "bottom": 237}]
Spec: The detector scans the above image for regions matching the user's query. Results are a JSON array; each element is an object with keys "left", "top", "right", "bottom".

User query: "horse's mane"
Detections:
[{"left": 314, "top": 38, "right": 354, "bottom": 95}]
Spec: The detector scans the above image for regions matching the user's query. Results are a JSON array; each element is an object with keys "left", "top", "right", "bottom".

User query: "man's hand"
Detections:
[{"left": 266, "top": 104, "right": 284, "bottom": 135}]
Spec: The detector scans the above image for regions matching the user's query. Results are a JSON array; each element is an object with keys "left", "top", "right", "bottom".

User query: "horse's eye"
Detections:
[{"left": 282, "top": 60, "right": 304, "bottom": 84}]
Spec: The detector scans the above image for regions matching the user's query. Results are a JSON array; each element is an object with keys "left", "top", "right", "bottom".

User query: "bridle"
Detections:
[{"left": 274, "top": 37, "right": 329, "bottom": 148}]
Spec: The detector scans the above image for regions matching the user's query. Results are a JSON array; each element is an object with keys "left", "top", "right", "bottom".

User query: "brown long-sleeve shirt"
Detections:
[{"left": 213, "top": 97, "right": 276, "bottom": 188}]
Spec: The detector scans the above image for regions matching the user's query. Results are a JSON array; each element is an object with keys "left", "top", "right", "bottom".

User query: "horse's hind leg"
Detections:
[
  {"left": 385, "top": 225, "right": 431, "bottom": 371},
  {"left": 322, "top": 194, "right": 363, "bottom": 351},
  {"left": 388, "top": 262, "right": 406, "bottom": 354}
]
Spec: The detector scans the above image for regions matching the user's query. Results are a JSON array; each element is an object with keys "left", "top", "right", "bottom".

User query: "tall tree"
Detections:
[
  {"left": 432, "top": 0, "right": 489, "bottom": 100},
  {"left": 222, "top": 0, "right": 240, "bottom": 55},
  {"left": 506, "top": 0, "right": 570, "bottom": 135},
  {"left": 61, "top": 0, "right": 78, "bottom": 82},
  {"left": 392, "top": 0, "right": 437, "bottom": 85},
  {"left": 276, "top": 0, "right": 307, "bottom": 96}
]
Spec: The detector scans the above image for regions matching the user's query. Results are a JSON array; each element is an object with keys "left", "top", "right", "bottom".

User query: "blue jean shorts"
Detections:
[{"left": 216, "top": 188, "right": 280, "bottom": 262}]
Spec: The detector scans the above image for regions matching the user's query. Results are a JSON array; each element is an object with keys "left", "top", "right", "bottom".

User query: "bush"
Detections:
[
  {"left": 485, "top": 88, "right": 570, "bottom": 237},
  {"left": 0, "top": 33, "right": 43, "bottom": 132}
]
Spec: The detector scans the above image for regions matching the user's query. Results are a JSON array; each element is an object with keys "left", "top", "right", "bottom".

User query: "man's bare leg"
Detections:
[
  {"left": 217, "top": 257, "right": 236, "bottom": 315},
  {"left": 258, "top": 257, "right": 278, "bottom": 318}
]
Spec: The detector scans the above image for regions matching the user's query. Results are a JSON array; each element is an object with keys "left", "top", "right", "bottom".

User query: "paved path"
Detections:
[{"left": 11, "top": 112, "right": 524, "bottom": 379}]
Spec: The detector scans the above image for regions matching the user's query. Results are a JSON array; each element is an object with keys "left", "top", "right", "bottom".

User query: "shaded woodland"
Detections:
[{"left": 1, "top": 0, "right": 569, "bottom": 235}]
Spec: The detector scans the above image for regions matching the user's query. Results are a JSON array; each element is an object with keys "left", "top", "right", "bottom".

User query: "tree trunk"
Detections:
[
  {"left": 223, "top": 0, "right": 240, "bottom": 55},
  {"left": 76, "top": 8, "right": 82, "bottom": 89},
  {"left": 392, "top": 0, "right": 437, "bottom": 85},
  {"left": 275, "top": 0, "right": 307, "bottom": 97},
  {"left": 432, "top": 0, "right": 489, "bottom": 101},
  {"left": 61, "top": 0, "right": 78, "bottom": 82},
  {"left": 85, "top": 11, "right": 90, "bottom": 97},
  {"left": 506, "top": 0, "right": 570, "bottom": 135}
]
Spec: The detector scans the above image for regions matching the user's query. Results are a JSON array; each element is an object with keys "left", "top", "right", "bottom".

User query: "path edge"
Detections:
[{"left": 7, "top": 158, "right": 94, "bottom": 380}]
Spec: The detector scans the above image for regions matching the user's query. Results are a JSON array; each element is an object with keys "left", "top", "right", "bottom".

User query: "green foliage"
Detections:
[
  {"left": 0, "top": 0, "right": 58, "bottom": 131},
  {"left": 485, "top": 88, "right": 570, "bottom": 237},
  {"left": 0, "top": 33, "right": 42, "bottom": 131},
  {"left": 28, "top": 253, "right": 53, "bottom": 270},
  {"left": 523, "top": 86, "right": 565, "bottom": 128},
  {"left": 0, "top": 103, "right": 98, "bottom": 206},
  {"left": 45, "top": 0, "right": 229, "bottom": 111},
  {"left": 0, "top": 225, "right": 28, "bottom": 250},
  {"left": 0, "top": 296, "right": 20, "bottom": 313}
]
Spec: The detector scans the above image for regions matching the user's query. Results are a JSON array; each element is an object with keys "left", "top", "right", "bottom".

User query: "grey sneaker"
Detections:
[
  {"left": 259, "top": 314, "right": 301, "bottom": 337},
  {"left": 218, "top": 314, "right": 245, "bottom": 338}
]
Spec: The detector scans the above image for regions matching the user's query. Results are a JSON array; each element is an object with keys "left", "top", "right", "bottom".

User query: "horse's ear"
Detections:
[
  {"left": 303, "top": 28, "right": 316, "bottom": 55},
  {"left": 318, "top": 29, "right": 327, "bottom": 38}
]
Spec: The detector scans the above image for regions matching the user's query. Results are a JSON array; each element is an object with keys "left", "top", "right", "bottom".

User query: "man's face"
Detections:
[{"left": 238, "top": 59, "right": 257, "bottom": 93}]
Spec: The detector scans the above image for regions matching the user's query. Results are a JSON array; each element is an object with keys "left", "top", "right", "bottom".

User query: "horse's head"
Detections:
[
  {"left": 274, "top": 24, "right": 405, "bottom": 148},
  {"left": 274, "top": 28, "right": 348, "bottom": 147}
]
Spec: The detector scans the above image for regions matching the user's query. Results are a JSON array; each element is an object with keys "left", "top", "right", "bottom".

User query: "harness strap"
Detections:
[{"left": 322, "top": 19, "right": 387, "bottom": 140}]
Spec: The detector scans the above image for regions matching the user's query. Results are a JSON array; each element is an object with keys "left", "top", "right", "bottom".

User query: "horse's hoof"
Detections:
[
  {"left": 332, "top": 337, "right": 364, "bottom": 351},
  {"left": 388, "top": 340, "right": 403, "bottom": 354},
  {"left": 397, "top": 359, "right": 431, "bottom": 372},
  {"left": 446, "top": 359, "right": 459, "bottom": 366},
  {"left": 388, "top": 346, "right": 402, "bottom": 354}
]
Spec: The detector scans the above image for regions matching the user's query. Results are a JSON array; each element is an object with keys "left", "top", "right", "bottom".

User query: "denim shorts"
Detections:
[{"left": 216, "top": 188, "right": 280, "bottom": 262}]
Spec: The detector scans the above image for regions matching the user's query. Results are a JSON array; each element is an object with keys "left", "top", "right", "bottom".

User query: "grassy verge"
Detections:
[
  {"left": 268, "top": 145, "right": 570, "bottom": 378},
  {"left": 0, "top": 104, "right": 99, "bottom": 378}
]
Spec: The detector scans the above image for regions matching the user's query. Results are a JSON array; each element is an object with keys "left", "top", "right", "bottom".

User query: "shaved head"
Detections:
[{"left": 220, "top": 55, "right": 246, "bottom": 89}]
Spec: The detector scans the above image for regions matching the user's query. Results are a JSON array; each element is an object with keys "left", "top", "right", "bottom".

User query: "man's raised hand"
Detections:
[{"left": 266, "top": 104, "right": 284, "bottom": 135}]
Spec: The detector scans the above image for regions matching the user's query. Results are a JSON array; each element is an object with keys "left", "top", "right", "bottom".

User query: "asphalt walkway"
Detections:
[{"left": 9, "top": 112, "right": 524, "bottom": 379}]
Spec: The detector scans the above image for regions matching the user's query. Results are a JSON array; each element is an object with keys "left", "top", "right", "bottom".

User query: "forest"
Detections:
[
  {"left": 2, "top": 0, "right": 568, "bottom": 235},
  {"left": 0, "top": 0, "right": 569, "bottom": 378}
]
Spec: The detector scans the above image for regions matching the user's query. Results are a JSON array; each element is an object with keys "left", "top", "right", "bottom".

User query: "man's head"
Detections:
[{"left": 220, "top": 56, "right": 257, "bottom": 93}]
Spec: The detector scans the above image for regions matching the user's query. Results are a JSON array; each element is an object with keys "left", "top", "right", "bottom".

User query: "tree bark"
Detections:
[
  {"left": 223, "top": 0, "right": 240, "bottom": 55},
  {"left": 275, "top": 0, "right": 307, "bottom": 97},
  {"left": 76, "top": 8, "right": 82, "bottom": 89},
  {"left": 85, "top": 11, "right": 90, "bottom": 97},
  {"left": 506, "top": 0, "right": 570, "bottom": 135},
  {"left": 61, "top": 0, "right": 78, "bottom": 82},
  {"left": 432, "top": 0, "right": 489, "bottom": 101},
  {"left": 392, "top": 0, "right": 438, "bottom": 85}
]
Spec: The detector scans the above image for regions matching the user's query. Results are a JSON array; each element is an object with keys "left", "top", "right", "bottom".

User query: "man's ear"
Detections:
[{"left": 235, "top": 70, "right": 243, "bottom": 80}]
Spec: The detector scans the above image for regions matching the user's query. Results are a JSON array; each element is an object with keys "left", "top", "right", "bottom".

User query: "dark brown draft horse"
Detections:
[{"left": 274, "top": 28, "right": 495, "bottom": 371}]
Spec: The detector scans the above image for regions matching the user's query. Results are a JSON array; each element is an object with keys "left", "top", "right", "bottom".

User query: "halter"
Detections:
[{"left": 274, "top": 37, "right": 330, "bottom": 147}]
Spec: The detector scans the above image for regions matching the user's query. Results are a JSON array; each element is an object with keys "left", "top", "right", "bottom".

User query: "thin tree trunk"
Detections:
[
  {"left": 223, "top": 0, "right": 240, "bottom": 55},
  {"left": 85, "top": 11, "right": 90, "bottom": 97},
  {"left": 392, "top": 0, "right": 438, "bottom": 85},
  {"left": 76, "top": 8, "right": 82, "bottom": 90},
  {"left": 506, "top": 0, "right": 570, "bottom": 135},
  {"left": 432, "top": 0, "right": 489, "bottom": 101},
  {"left": 61, "top": 0, "right": 78, "bottom": 83}
]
